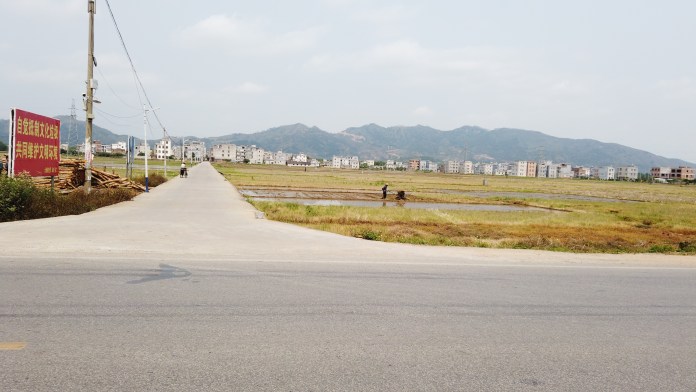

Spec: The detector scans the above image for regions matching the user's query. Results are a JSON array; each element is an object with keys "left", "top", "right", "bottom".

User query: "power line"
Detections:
[
  {"left": 95, "top": 107, "right": 142, "bottom": 119},
  {"left": 103, "top": 0, "right": 169, "bottom": 138},
  {"left": 95, "top": 66, "right": 142, "bottom": 111}
]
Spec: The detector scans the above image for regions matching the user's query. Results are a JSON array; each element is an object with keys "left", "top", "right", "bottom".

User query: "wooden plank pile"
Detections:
[{"left": 32, "top": 159, "right": 146, "bottom": 192}]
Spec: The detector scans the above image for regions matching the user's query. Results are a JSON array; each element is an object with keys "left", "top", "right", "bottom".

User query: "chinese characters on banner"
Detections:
[{"left": 9, "top": 109, "right": 61, "bottom": 177}]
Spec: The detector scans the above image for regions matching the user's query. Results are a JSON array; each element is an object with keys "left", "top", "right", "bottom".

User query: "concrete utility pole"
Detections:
[
  {"left": 143, "top": 107, "right": 149, "bottom": 192},
  {"left": 143, "top": 106, "right": 159, "bottom": 193},
  {"left": 84, "top": 0, "right": 96, "bottom": 193}
]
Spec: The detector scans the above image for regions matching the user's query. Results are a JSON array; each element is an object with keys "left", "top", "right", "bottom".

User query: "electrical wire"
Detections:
[
  {"left": 95, "top": 107, "right": 142, "bottom": 119},
  {"left": 95, "top": 66, "right": 142, "bottom": 111},
  {"left": 92, "top": 113, "right": 138, "bottom": 129},
  {"left": 103, "top": 0, "right": 169, "bottom": 139}
]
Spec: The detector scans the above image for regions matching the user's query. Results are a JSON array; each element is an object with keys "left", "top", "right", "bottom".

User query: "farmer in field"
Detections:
[{"left": 381, "top": 184, "right": 388, "bottom": 199}]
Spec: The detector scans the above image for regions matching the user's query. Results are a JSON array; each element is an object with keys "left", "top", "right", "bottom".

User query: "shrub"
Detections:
[
  {"left": 678, "top": 242, "right": 696, "bottom": 253},
  {"left": 648, "top": 244, "right": 674, "bottom": 253},
  {"left": 357, "top": 229, "right": 381, "bottom": 241},
  {"left": 0, "top": 175, "right": 37, "bottom": 221},
  {"left": 0, "top": 176, "right": 136, "bottom": 222},
  {"left": 133, "top": 173, "right": 168, "bottom": 188}
]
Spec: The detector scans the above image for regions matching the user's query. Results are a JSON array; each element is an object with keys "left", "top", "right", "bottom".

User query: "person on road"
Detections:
[
  {"left": 382, "top": 184, "right": 388, "bottom": 199},
  {"left": 180, "top": 161, "right": 187, "bottom": 178}
]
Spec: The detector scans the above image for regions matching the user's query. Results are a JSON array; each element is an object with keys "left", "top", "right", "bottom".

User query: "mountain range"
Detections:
[{"left": 2, "top": 117, "right": 693, "bottom": 172}]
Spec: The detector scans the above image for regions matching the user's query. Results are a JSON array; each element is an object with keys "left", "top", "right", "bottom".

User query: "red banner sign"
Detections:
[{"left": 9, "top": 109, "right": 61, "bottom": 177}]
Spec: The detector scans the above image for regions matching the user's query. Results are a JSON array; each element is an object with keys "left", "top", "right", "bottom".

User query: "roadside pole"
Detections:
[
  {"left": 84, "top": 0, "right": 96, "bottom": 193},
  {"left": 143, "top": 106, "right": 149, "bottom": 192}
]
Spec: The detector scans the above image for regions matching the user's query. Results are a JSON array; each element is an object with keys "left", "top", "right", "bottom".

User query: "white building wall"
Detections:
[
  {"left": 558, "top": 164, "right": 573, "bottom": 179},
  {"left": 461, "top": 161, "right": 474, "bottom": 174},
  {"left": 596, "top": 166, "right": 615, "bottom": 180},
  {"left": 514, "top": 161, "right": 528, "bottom": 177},
  {"left": 250, "top": 147, "right": 265, "bottom": 164},
  {"left": 617, "top": 166, "right": 638, "bottom": 181},
  {"left": 274, "top": 151, "right": 289, "bottom": 165},
  {"left": 185, "top": 141, "right": 206, "bottom": 162},
  {"left": 444, "top": 161, "right": 460, "bottom": 174},
  {"left": 211, "top": 144, "right": 237, "bottom": 161},
  {"left": 155, "top": 138, "right": 173, "bottom": 159}
]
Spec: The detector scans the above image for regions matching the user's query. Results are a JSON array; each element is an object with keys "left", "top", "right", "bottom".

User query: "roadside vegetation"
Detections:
[
  {"left": 1, "top": 175, "right": 136, "bottom": 222},
  {"left": 215, "top": 163, "right": 696, "bottom": 254}
]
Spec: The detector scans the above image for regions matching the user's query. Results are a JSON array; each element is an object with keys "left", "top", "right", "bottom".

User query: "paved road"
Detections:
[{"left": 2, "top": 162, "right": 695, "bottom": 391}]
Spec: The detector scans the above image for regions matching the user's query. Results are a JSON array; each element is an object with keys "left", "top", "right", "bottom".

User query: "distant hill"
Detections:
[
  {"left": 204, "top": 123, "right": 693, "bottom": 172},
  {"left": 204, "top": 124, "right": 357, "bottom": 157},
  {"left": 2, "top": 118, "right": 693, "bottom": 172},
  {"left": 1, "top": 116, "right": 140, "bottom": 148}
]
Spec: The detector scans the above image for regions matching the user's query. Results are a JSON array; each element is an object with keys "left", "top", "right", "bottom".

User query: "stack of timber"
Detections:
[{"left": 32, "top": 159, "right": 146, "bottom": 192}]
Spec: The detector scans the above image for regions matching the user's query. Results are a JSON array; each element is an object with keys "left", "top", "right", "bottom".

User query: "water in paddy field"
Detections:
[
  {"left": 248, "top": 197, "right": 551, "bottom": 212},
  {"left": 441, "top": 190, "right": 631, "bottom": 202}
]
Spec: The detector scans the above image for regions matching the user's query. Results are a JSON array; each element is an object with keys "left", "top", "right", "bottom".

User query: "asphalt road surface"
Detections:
[{"left": 2, "top": 162, "right": 695, "bottom": 391}]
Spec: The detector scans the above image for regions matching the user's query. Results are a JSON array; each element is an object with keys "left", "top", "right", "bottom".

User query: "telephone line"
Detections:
[{"left": 103, "top": 0, "right": 169, "bottom": 138}]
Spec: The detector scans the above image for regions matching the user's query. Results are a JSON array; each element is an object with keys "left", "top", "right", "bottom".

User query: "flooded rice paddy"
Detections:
[
  {"left": 252, "top": 197, "right": 548, "bottom": 212},
  {"left": 241, "top": 189, "right": 553, "bottom": 212},
  {"left": 439, "top": 190, "right": 631, "bottom": 202}
]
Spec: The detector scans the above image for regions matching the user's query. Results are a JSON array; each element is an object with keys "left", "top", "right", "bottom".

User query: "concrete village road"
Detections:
[{"left": 1, "top": 162, "right": 695, "bottom": 391}]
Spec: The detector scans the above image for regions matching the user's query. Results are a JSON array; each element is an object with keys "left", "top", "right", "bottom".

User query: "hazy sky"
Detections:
[{"left": 1, "top": 0, "right": 695, "bottom": 162}]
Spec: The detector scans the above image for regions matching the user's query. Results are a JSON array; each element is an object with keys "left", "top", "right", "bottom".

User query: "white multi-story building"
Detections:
[
  {"left": 616, "top": 166, "right": 639, "bottom": 181},
  {"left": 477, "top": 163, "right": 494, "bottom": 176},
  {"left": 155, "top": 137, "right": 173, "bottom": 160},
  {"left": 263, "top": 151, "right": 275, "bottom": 164},
  {"left": 537, "top": 161, "right": 552, "bottom": 178},
  {"left": 494, "top": 164, "right": 509, "bottom": 176},
  {"left": 185, "top": 141, "right": 206, "bottom": 162},
  {"left": 513, "top": 161, "right": 528, "bottom": 177},
  {"left": 293, "top": 153, "right": 308, "bottom": 163},
  {"left": 249, "top": 147, "right": 265, "bottom": 164},
  {"left": 274, "top": 151, "right": 290, "bottom": 165},
  {"left": 443, "top": 160, "right": 460, "bottom": 174},
  {"left": 574, "top": 167, "right": 592, "bottom": 179},
  {"left": 592, "top": 166, "right": 615, "bottom": 180},
  {"left": 135, "top": 141, "right": 151, "bottom": 158},
  {"left": 112, "top": 141, "right": 127, "bottom": 154},
  {"left": 172, "top": 145, "right": 183, "bottom": 161},
  {"left": 211, "top": 144, "right": 237, "bottom": 161},
  {"left": 558, "top": 163, "right": 573, "bottom": 179},
  {"left": 419, "top": 160, "right": 438, "bottom": 172},
  {"left": 332, "top": 156, "right": 359, "bottom": 169},
  {"left": 461, "top": 161, "right": 474, "bottom": 175},
  {"left": 100, "top": 144, "right": 112, "bottom": 154}
]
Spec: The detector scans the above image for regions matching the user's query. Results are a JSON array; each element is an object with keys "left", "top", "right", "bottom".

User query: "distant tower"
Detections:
[{"left": 67, "top": 99, "right": 77, "bottom": 153}]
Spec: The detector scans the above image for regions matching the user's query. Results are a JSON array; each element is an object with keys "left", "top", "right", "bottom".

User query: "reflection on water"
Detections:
[{"left": 250, "top": 197, "right": 549, "bottom": 212}]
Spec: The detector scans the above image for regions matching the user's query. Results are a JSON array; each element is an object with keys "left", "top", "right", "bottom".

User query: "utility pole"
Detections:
[
  {"left": 84, "top": 0, "right": 96, "bottom": 193},
  {"left": 143, "top": 105, "right": 159, "bottom": 193},
  {"left": 163, "top": 130, "right": 168, "bottom": 178},
  {"left": 143, "top": 106, "right": 150, "bottom": 192}
]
